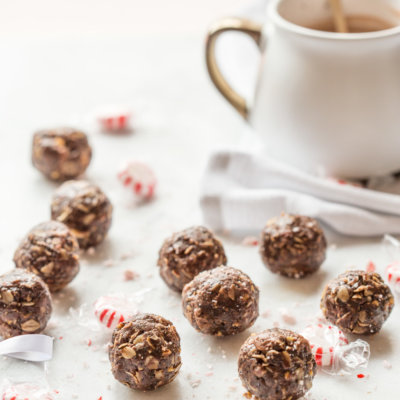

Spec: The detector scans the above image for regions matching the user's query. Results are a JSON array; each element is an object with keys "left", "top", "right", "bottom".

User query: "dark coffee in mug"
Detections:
[{"left": 308, "top": 15, "right": 397, "bottom": 32}]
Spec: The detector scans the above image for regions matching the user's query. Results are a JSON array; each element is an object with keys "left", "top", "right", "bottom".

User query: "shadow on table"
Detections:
[
  {"left": 363, "top": 328, "right": 394, "bottom": 359},
  {"left": 325, "top": 231, "right": 382, "bottom": 249},
  {"left": 112, "top": 375, "right": 183, "bottom": 399},
  {"left": 80, "top": 238, "right": 117, "bottom": 266},
  {"left": 51, "top": 286, "right": 81, "bottom": 314},
  {"left": 261, "top": 268, "right": 329, "bottom": 297},
  {"left": 200, "top": 330, "right": 252, "bottom": 362}
]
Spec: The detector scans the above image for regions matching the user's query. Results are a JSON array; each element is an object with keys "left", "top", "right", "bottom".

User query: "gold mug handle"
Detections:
[{"left": 205, "top": 18, "right": 263, "bottom": 119}]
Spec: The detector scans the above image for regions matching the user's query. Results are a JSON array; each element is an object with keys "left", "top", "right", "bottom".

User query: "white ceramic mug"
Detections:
[{"left": 206, "top": 0, "right": 400, "bottom": 178}]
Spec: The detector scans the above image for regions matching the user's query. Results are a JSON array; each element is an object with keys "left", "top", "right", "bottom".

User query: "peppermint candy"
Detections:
[
  {"left": 302, "top": 324, "right": 348, "bottom": 367},
  {"left": 118, "top": 161, "right": 156, "bottom": 200},
  {"left": 386, "top": 262, "right": 400, "bottom": 294},
  {"left": 97, "top": 107, "right": 132, "bottom": 132},
  {"left": 94, "top": 296, "right": 137, "bottom": 329},
  {"left": 365, "top": 261, "right": 376, "bottom": 273},
  {"left": 301, "top": 323, "right": 369, "bottom": 375},
  {"left": 1, "top": 383, "right": 57, "bottom": 400}
]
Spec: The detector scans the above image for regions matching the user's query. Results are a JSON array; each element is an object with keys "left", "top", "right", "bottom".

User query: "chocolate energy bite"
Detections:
[
  {"left": 260, "top": 214, "right": 327, "bottom": 278},
  {"left": 32, "top": 127, "right": 92, "bottom": 181},
  {"left": 157, "top": 226, "right": 227, "bottom": 292},
  {"left": 182, "top": 266, "right": 259, "bottom": 336},
  {"left": 321, "top": 270, "right": 394, "bottom": 335},
  {"left": 0, "top": 270, "right": 52, "bottom": 338},
  {"left": 109, "top": 313, "right": 182, "bottom": 391},
  {"left": 51, "top": 180, "right": 113, "bottom": 249},
  {"left": 238, "top": 328, "right": 316, "bottom": 400},
  {"left": 14, "top": 221, "right": 80, "bottom": 292}
]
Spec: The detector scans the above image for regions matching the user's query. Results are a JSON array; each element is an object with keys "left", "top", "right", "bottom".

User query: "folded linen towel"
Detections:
[{"left": 200, "top": 150, "right": 400, "bottom": 236}]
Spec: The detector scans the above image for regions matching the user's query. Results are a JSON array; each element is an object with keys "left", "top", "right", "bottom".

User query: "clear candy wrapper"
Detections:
[
  {"left": 69, "top": 290, "right": 151, "bottom": 332},
  {"left": 0, "top": 361, "right": 56, "bottom": 399},
  {"left": 382, "top": 235, "right": 400, "bottom": 295},
  {"left": 301, "top": 323, "right": 370, "bottom": 375},
  {"left": 0, "top": 379, "right": 58, "bottom": 400},
  {"left": 68, "top": 302, "right": 102, "bottom": 332},
  {"left": 386, "top": 261, "right": 400, "bottom": 295},
  {"left": 383, "top": 234, "right": 400, "bottom": 260}
]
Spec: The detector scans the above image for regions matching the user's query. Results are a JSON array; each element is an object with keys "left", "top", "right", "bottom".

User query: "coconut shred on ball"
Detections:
[
  {"left": 260, "top": 214, "right": 327, "bottom": 278},
  {"left": 32, "top": 127, "right": 92, "bottom": 181},
  {"left": 182, "top": 266, "right": 259, "bottom": 336},
  {"left": 157, "top": 226, "right": 227, "bottom": 291},
  {"left": 0, "top": 270, "right": 52, "bottom": 338},
  {"left": 321, "top": 270, "right": 394, "bottom": 335},
  {"left": 109, "top": 313, "right": 182, "bottom": 391},
  {"left": 14, "top": 221, "right": 80, "bottom": 292},
  {"left": 238, "top": 328, "right": 316, "bottom": 400},
  {"left": 51, "top": 180, "right": 113, "bottom": 249}
]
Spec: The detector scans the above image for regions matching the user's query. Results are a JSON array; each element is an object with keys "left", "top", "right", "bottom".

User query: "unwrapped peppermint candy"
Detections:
[
  {"left": 301, "top": 323, "right": 369, "bottom": 375},
  {"left": 118, "top": 161, "right": 156, "bottom": 201},
  {"left": 94, "top": 295, "right": 138, "bottom": 329}
]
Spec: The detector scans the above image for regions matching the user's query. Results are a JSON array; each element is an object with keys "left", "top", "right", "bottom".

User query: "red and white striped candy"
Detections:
[
  {"left": 1, "top": 384, "right": 56, "bottom": 400},
  {"left": 97, "top": 108, "right": 132, "bottom": 132},
  {"left": 386, "top": 262, "right": 400, "bottom": 293},
  {"left": 302, "top": 324, "right": 348, "bottom": 367},
  {"left": 118, "top": 161, "right": 156, "bottom": 200},
  {"left": 94, "top": 296, "right": 137, "bottom": 329},
  {"left": 365, "top": 261, "right": 376, "bottom": 273}
]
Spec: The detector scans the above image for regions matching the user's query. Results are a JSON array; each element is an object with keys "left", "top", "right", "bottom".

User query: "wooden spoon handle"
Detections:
[{"left": 329, "top": 0, "right": 349, "bottom": 33}]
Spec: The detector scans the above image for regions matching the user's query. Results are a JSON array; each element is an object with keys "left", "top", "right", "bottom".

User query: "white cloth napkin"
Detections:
[{"left": 200, "top": 149, "right": 400, "bottom": 236}]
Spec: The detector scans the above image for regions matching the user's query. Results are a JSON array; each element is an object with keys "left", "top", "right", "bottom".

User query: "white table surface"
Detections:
[{"left": 0, "top": 1, "right": 399, "bottom": 398}]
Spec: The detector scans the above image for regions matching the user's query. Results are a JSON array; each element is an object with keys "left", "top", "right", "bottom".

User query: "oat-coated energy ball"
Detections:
[
  {"left": 51, "top": 180, "right": 113, "bottom": 249},
  {"left": 157, "top": 226, "right": 227, "bottom": 291},
  {"left": 32, "top": 127, "right": 92, "bottom": 181},
  {"left": 0, "top": 270, "right": 52, "bottom": 338},
  {"left": 321, "top": 270, "right": 394, "bottom": 335},
  {"left": 13, "top": 221, "right": 80, "bottom": 292},
  {"left": 260, "top": 214, "right": 327, "bottom": 278},
  {"left": 109, "top": 313, "right": 182, "bottom": 391},
  {"left": 238, "top": 328, "right": 316, "bottom": 400},
  {"left": 182, "top": 266, "right": 259, "bottom": 336}
]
